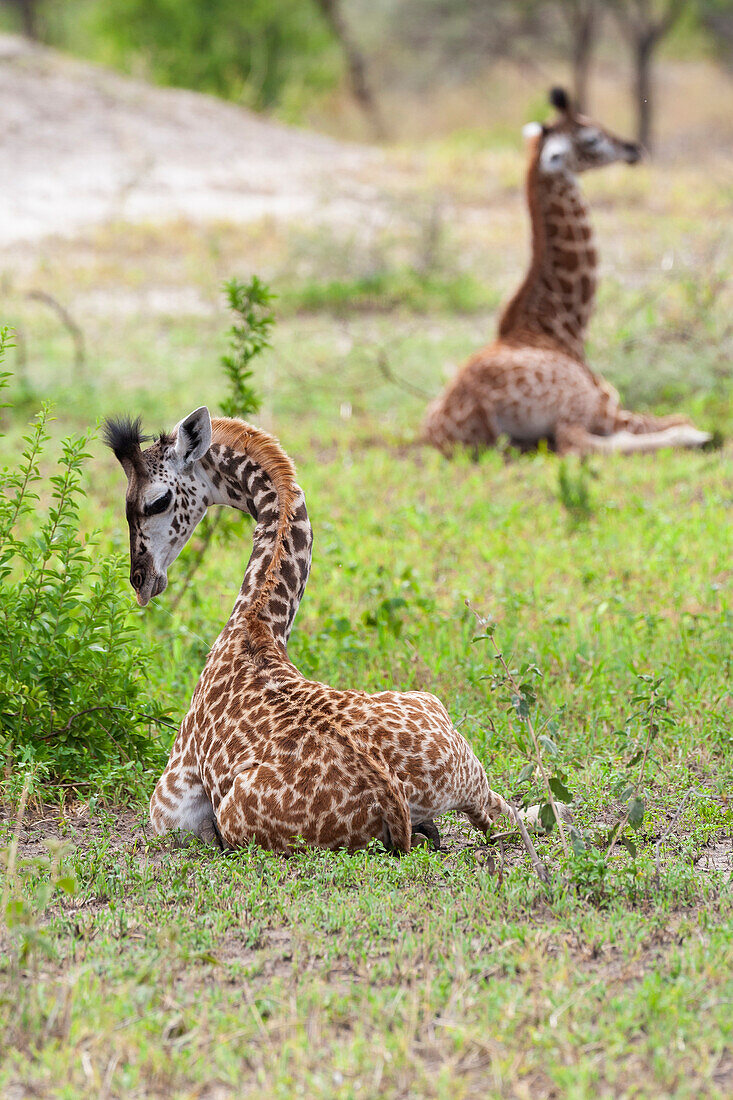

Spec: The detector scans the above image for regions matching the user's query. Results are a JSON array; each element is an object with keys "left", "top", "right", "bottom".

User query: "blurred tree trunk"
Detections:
[
  {"left": 559, "top": 0, "right": 600, "bottom": 112},
  {"left": 4, "top": 0, "right": 39, "bottom": 38},
  {"left": 572, "top": 9, "right": 594, "bottom": 112},
  {"left": 610, "top": 0, "right": 688, "bottom": 149},
  {"left": 313, "top": 0, "right": 387, "bottom": 140},
  {"left": 634, "top": 27, "right": 655, "bottom": 149}
]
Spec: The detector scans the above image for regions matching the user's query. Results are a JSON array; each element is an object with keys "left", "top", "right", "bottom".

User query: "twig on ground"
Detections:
[
  {"left": 27, "top": 290, "right": 86, "bottom": 378},
  {"left": 374, "top": 348, "right": 435, "bottom": 400}
]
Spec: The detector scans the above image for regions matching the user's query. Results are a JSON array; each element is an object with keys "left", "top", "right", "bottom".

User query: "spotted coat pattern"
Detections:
[
  {"left": 423, "top": 91, "right": 709, "bottom": 456},
  {"left": 106, "top": 410, "right": 512, "bottom": 853}
]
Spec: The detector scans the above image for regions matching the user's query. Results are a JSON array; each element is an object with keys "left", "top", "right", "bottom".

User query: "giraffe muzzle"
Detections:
[{"left": 132, "top": 568, "right": 167, "bottom": 607}]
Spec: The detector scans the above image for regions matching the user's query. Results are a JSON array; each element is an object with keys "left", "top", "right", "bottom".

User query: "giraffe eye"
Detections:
[{"left": 144, "top": 489, "right": 173, "bottom": 516}]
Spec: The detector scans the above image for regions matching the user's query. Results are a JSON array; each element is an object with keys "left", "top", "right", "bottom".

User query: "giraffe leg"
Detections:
[
  {"left": 615, "top": 409, "right": 691, "bottom": 433},
  {"left": 385, "top": 819, "right": 440, "bottom": 853},
  {"left": 555, "top": 422, "right": 598, "bottom": 455},
  {"left": 216, "top": 757, "right": 413, "bottom": 854},
  {"left": 150, "top": 761, "right": 218, "bottom": 845},
  {"left": 612, "top": 409, "right": 711, "bottom": 449},
  {"left": 556, "top": 421, "right": 710, "bottom": 456}
]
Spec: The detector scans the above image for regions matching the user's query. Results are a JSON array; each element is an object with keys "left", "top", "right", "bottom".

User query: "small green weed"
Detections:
[{"left": 557, "top": 457, "right": 596, "bottom": 525}]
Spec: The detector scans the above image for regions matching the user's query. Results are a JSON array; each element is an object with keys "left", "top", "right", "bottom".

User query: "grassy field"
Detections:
[{"left": 1, "top": 93, "right": 732, "bottom": 1097}]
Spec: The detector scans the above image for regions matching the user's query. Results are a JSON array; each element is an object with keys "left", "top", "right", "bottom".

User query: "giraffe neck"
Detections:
[
  {"left": 201, "top": 419, "right": 313, "bottom": 663},
  {"left": 498, "top": 149, "right": 597, "bottom": 363}
]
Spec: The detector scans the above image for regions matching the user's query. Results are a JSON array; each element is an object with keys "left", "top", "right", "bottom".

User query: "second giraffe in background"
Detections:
[{"left": 422, "top": 87, "right": 710, "bottom": 456}]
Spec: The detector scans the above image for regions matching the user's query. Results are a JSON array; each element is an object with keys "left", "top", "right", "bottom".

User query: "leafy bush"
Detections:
[
  {"left": 55, "top": 0, "right": 340, "bottom": 113},
  {"left": 0, "top": 329, "right": 171, "bottom": 798}
]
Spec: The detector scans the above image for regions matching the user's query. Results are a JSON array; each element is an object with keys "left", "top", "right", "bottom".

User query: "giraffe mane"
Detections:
[{"left": 210, "top": 417, "right": 298, "bottom": 656}]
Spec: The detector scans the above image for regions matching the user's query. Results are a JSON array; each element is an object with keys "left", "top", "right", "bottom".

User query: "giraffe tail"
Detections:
[
  {"left": 379, "top": 796, "right": 412, "bottom": 854},
  {"left": 465, "top": 781, "right": 514, "bottom": 836}
]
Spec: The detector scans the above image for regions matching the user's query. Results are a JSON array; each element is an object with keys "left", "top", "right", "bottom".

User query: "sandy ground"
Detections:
[{"left": 0, "top": 34, "right": 376, "bottom": 247}]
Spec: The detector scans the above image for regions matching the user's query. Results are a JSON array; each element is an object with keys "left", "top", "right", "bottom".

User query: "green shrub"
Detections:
[
  {"left": 55, "top": 0, "right": 340, "bottom": 114},
  {"left": 0, "top": 329, "right": 171, "bottom": 799}
]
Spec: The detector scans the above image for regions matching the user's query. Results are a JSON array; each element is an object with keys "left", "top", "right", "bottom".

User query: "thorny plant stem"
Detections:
[
  {"left": 654, "top": 786, "right": 695, "bottom": 885},
  {"left": 467, "top": 601, "right": 570, "bottom": 859},
  {"left": 608, "top": 687, "right": 657, "bottom": 859},
  {"left": 510, "top": 800, "right": 551, "bottom": 887}
]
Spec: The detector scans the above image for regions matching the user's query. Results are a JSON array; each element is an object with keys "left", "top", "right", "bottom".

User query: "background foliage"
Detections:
[{"left": 1, "top": 0, "right": 731, "bottom": 136}]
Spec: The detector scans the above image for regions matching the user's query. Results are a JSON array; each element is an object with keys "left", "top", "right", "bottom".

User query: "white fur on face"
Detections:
[
  {"left": 539, "top": 133, "right": 572, "bottom": 174},
  {"left": 522, "top": 121, "right": 543, "bottom": 141}
]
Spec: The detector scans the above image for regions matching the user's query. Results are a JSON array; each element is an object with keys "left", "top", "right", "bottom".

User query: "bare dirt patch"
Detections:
[
  {"left": 695, "top": 834, "right": 733, "bottom": 874},
  {"left": 1, "top": 801, "right": 147, "bottom": 858},
  {"left": 0, "top": 35, "right": 376, "bottom": 247}
]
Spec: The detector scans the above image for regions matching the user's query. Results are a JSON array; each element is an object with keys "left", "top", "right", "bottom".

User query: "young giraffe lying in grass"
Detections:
[
  {"left": 423, "top": 87, "right": 711, "bottom": 456},
  {"left": 104, "top": 408, "right": 513, "bottom": 853}
]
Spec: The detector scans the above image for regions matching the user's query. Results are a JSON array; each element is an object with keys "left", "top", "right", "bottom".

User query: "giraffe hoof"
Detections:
[{"left": 412, "top": 819, "right": 441, "bottom": 851}]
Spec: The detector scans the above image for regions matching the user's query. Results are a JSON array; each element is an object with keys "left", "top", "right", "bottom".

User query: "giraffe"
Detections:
[
  {"left": 103, "top": 407, "right": 513, "bottom": 853},
  {"left": 422, "top": 87, "right": 710, "bottom": 456}
]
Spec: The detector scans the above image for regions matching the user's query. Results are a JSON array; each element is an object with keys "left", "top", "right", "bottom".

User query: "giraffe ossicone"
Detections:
[
  {"left": 422, "top": 87, "right": 711, "bottom": 457},
  {"left": 104, "top": 407, "right": 513, "bottom": 853}
]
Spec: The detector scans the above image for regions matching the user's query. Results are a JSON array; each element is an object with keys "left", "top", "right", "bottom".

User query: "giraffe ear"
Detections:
[
  {"left": 175, "top": 406, "right": 212, "bottom": 467},
  {"left": 549, "top": 86, "right": 571, "bottom": 113}
]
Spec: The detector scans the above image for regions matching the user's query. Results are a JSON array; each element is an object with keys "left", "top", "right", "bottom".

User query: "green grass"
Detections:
[
  {"left": 1, "top": 816, "right": 731, "bottom": 1097},
  {"left": 279, "top": 268, "right": 492, "bottom": 316},
  {"left": 1, "top": 138, "right": 732, "bottom": 1097}
]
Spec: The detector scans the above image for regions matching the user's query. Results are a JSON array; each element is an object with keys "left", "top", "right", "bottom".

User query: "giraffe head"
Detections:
[
  {"left": 523, "top": 87, "right": 643, "bottom": 177},
  {"left": 103, "top": 406, "right": 213, "bottom": 606}
]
